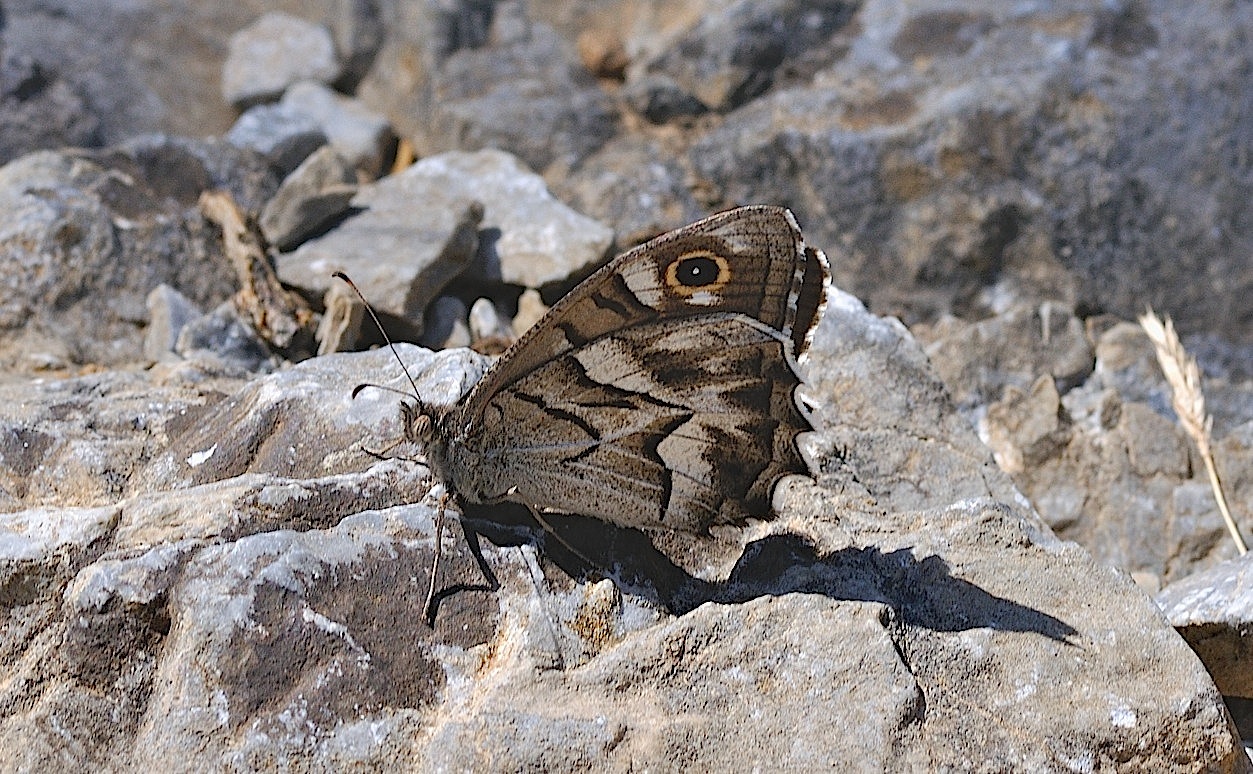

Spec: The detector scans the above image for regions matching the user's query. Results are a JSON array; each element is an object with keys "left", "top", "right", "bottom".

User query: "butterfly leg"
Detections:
[{"left": 421, "top": 491, "right": 451, "bottom": 626}]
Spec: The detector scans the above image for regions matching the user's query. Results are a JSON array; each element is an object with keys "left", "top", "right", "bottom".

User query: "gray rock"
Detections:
[
  {"left": 144, "top": 283, "right": 203, "bottom": 362},
  {"left": 1089, "top": 319, "right": 1201, "bottom": 422},
  {"left": 221, "top": 12, "right": 342, "bottom": 109},
  {"left": 224, "top": 102, "right": 327, "bottom": 176},
  {"left": 357, "top": 0, "right": 617, "bottom": 173},
  {"left": 0, "top": 292, "right": 1243, "bottom": 769},
  {"left": 328, "top": 0, "right": 387, "bottom": 90},
  {"left": 552, "top": 136, "right": 706, "bottom": 246},
  {"left": 0, "top": 137, "right": 277, "bottom": 373},
  {"left": 0, "top": 361, "right": 250, "bottom": 513},
  {"left": 280, "top": 80, "right": 393, "bottom": 178},
  {"left": 467, "top": 297, "right": 513, "bottom": 350},
  {"left": 276, "top": 170, "right": 485, "bottom": 335},
  {"left": 174, "top": 302, "right": 279, "bottom": 375},
  {"left": 260, "top": 145, "right": 357, "bottom": 252},
  {"left": 277, "top": 149, "right": 612, "bottom": 332},
  {"left": 978, "top": 372, "right": 1253, "bottom": 586},
  {"left": 920, "top": 301, "right": 1094, "bottom": 410},
  {"left": 1158, "top": 553, "right": 1253, "bottom": 699},
  {"left": 0, "top": 51, "right": 101, "bottom": 165},
  {"left": 623, "top": 0, "right": 859, "bottom": 118},
  {"left": 680, "top": 0, "right": 1253, "bottom": 345},
  {"left": 411, "top": 149, "right": 613, "bottom": 290},
  {"left": 803, "top": 288, "right": 1024, "bottom": 512}
]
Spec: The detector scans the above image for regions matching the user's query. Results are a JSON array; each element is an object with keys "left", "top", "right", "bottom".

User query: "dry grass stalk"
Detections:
[{"left": 1138, "top": 308, "right": 1247, "bottom": 555}]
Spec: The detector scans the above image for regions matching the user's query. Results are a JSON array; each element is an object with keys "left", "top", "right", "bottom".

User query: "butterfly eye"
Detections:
[{"left": 666, "top": 250, "right": 731, "bottom": 298}]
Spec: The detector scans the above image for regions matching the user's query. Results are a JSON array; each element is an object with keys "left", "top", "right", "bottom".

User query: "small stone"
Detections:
[
  {"left": 175, "top": 302, "right": 277, "bottom": 374},
  {"left": 276, "top": 191, "right": 483, "bottom": 337},
  {"left": 144, "top": 284, "right": 203, "bottom": 362},
  {"left": 512, "top": 288, "right": 548, "bottom": 338},
  {"left": 224, "top": 103, "right": 326, "bottom": 175},
  {"left": 468, "top": 297, "right": 514, "bottom": 352},
  {"left": 221, "top": 12, "right": 343, "bottom": 108},
  {"left": 280, "top": 80, "right": 392, "bottom": 178},
  {"left": 260, "top": 145, "right": 357, "bottom": 252},
  {"left": 413, "top": 149, "right": 612, "bottom": 290},
  {"left": 1118, "top": 402, "right": 1190, "bottom": 479},
  {"left": 421, "top": 296, "right": 471, "bottom": 351}
]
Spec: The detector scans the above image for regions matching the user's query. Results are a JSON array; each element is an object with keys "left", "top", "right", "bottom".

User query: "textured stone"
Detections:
[
  {"left": 0, "top": 296, "right": 1242, "bottom": 770},
  {"left": 260, "top": 145, "right": 357, "bottom": 252},
  {"left": 221, "top": 12, "right": 342, "bottom": 108},
  {"left": 1158, "top": 553, "right": 1253, "bottom": 699},
  {"left": 279, "top": 80, "right": 393, "bottom": 177}
]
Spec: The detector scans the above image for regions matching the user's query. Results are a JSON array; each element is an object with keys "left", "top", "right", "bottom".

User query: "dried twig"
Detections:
[
  {"left": 1138, "top": 308, "right": 1247, "bottom": 555},
  {"left": 199, "top": 190, "right": 317, "bottom": 355}
]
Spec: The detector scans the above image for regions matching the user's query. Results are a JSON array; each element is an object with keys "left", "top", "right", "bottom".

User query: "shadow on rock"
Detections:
[{"left": 462, "top": 509, "right": 1078, "bottom": 645}]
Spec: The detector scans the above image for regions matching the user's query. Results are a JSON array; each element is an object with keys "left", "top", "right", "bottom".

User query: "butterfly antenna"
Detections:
[{"left": 332, "top": 272, "right": 424, "bottom": 406}]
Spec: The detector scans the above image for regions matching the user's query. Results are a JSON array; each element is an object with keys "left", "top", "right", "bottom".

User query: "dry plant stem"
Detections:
[
  {"left": 199, "top": 190, "right": 315, "bottom": 349},
  {"left": 1139, "top": 309, "right": 1248, "bottom": 555}
]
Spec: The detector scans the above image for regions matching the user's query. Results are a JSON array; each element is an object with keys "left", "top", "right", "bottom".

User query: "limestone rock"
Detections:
[{"left": 221, "top": 12, "right": 342, "bottom": 108}]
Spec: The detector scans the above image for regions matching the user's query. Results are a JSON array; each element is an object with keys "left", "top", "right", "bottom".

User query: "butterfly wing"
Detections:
[{"left": 437, "top": 205, "right": 830, "bottom": 531}]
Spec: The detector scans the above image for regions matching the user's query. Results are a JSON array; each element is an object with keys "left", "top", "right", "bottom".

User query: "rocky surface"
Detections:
[
  {"left": 0, "top": 0, "right": 1251, "bottom": 769},
  {"left": 1, "top": 298, "right": 1245, "bottom": 770}
]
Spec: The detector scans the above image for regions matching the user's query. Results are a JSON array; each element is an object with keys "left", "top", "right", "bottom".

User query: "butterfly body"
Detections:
[{"left": 418, "top": 205, "right": 830, "bottom": 535}]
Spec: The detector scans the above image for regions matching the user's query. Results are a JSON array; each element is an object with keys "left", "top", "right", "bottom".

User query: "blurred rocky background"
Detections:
[{"left": 1, "top": 0, "right": 1251, "bottom": 769}]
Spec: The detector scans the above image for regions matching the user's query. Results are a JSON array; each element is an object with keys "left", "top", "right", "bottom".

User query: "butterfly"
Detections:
[{"left": 343, "top": 205, "right": 829, "bottom": 619}]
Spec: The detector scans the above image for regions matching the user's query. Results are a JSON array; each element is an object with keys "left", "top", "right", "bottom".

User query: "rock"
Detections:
[
  {"left": 467, "top": 297, "right": 513, "bottom": 349},
  {"left": 144, "top": 283, "right": 203, "bottom": 362},
  {"left": 0, "top": 290, "right": 1243, "bottom": 769},
  {"left": 1157, "top": 553, "right": 1253, "bottom": 699},
  {"left": 276, "top": 172, "right": 485, "bottom": 336},
  {"left": 680, "top": 0, "right": 1252, "bottom": 345},
  {"left": 0, "top": 51, "right": 101, "bottom": 165},
  {"left": 982, "top": 375, "right": 1071, "bottom": 475},
  {"left": 357, "top": 0, "right": 617, "bottom": 173},
  {"left": 981, "top": 376, "right": 1253, "bottom": 585},
  {"left": 623, "top": 0, "right": 859, "bottom": 119},
  {"left": 279, "top": 80, "right": 393, "bottom": 178},
  {"left": 276, "top": 149, "right": 612, "bottom": 334},
  {"left": 0, "top": 361, "right": 250, "bottom": 512},
  {"left": 411, "top": 149, "right": 612, "bottom": 291},
  {"left": 174, "top": 302, "right": 279, "bottom": 375},
  {"left": 224, "top": 102, "right": 327, "bottom": 176},
  {"left": 1091, "top": 319, "right": 1176, "bottom": 416},
  {"left": 802, "top": 288, "right": 1023, "bottom": 512},
  {"left": 917, "top": 301, "right": 1094, "bottom": 411},
  {"left": 420, "top": 295, "right": 471, "bottom": 351},
  {"left": 221, "top": 12, "right": 342, "bottom": 109},
  {"left": 552, "top": 136, "right": 706, "bottom": 246},
  {"left": 259, "top": 145, "right": 357, "bottom": 252},
  {"left": 511, "top": 288, "right": 547, "bottom": 338},
  {"left": 328, "top": 0, "right": 387, "bottom": 90},
  {"left": 0, "top": 136, "right": 277, "bottom": 373}
]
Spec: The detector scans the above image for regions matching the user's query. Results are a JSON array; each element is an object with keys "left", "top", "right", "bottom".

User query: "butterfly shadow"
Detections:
[{"left": 460, "top": 511, "right": 1078, "bottom": 645}]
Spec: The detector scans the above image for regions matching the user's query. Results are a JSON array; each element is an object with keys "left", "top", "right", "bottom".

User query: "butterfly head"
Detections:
[{"left": 399, "top": 398, "right": 435, "bottom": 446}]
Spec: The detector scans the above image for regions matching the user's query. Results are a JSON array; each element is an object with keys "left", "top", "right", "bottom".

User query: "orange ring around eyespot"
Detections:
[{"left": 664, "top": 250, "right": 731, "bottom": 297}]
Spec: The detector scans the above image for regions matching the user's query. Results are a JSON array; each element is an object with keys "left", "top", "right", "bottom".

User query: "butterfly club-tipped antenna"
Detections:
[
  {"left": 332, "top": 271, "right": 448, "bottom": 625},
  {"left": 333, "top": 272, "right": 428, "bottom": 416}
]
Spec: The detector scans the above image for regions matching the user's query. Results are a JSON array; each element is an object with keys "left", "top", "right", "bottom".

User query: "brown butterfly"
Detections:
[{"left": 343, "top": 205, "right": 829, "bottom": 619}]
